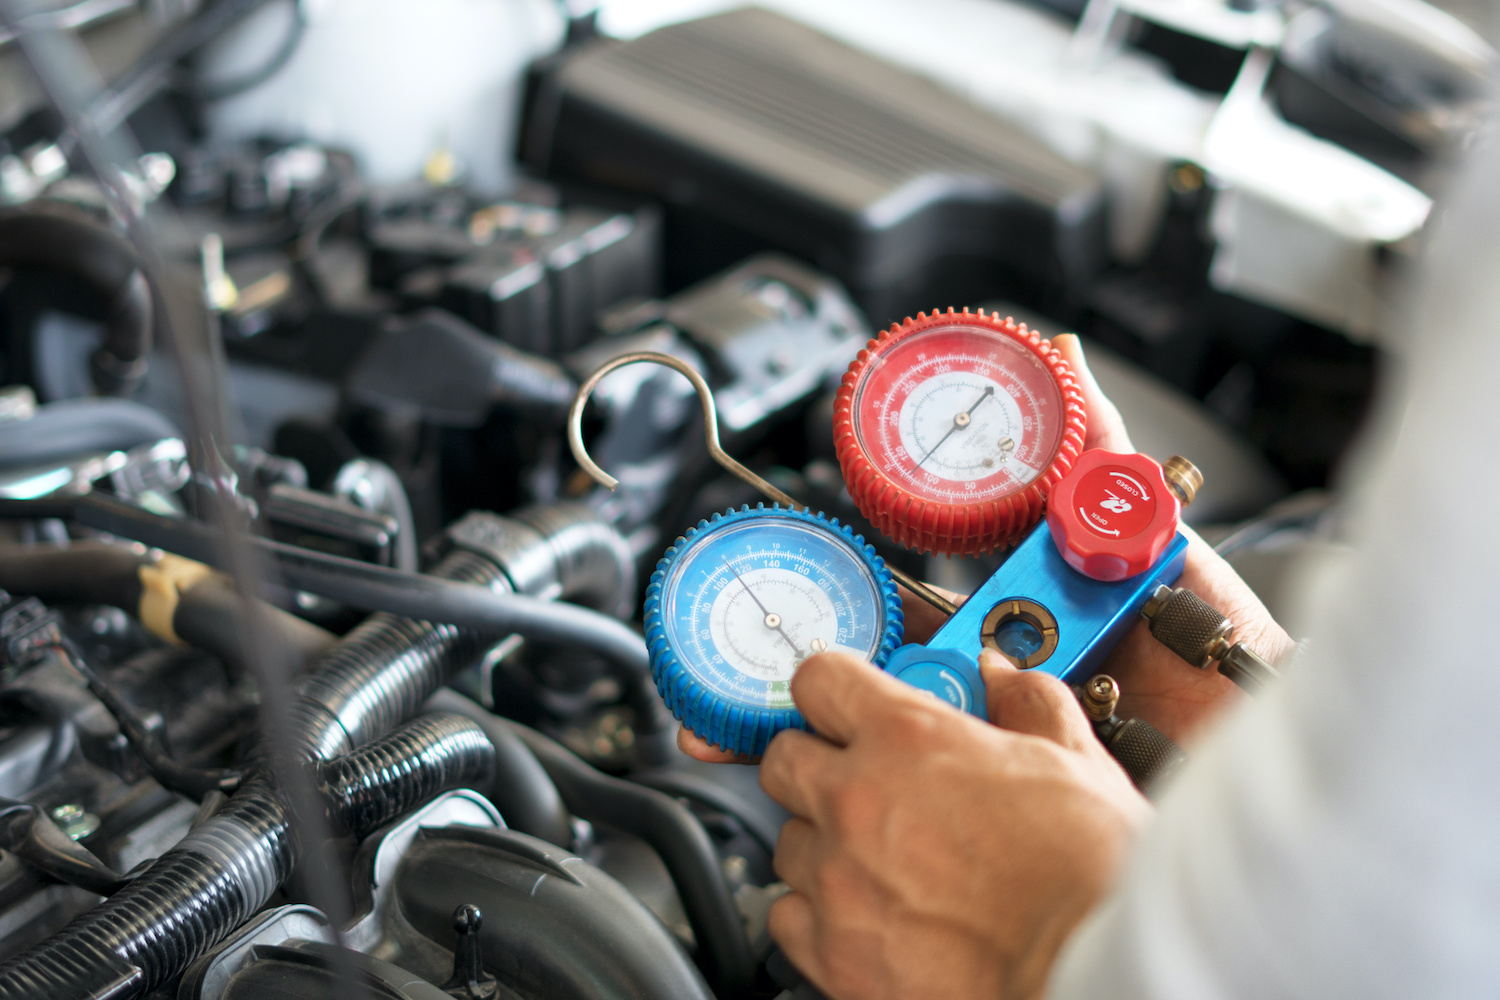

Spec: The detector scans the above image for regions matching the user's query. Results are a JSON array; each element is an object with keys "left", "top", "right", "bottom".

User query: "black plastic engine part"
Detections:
[
  {"left": 216, "top": 941, "right": 453, "bottom": 1000},
  {"left": 262, "top": 482, "right": 402, "bottom": 566},
  {"left": 0, "top": 205, "right": 153, "bottom": 396},
  {"left": 522, "top": 7, "right": 1106, "bottom": 323},
  {"left": 344, "top": 309, "right": 577, "bottom": 429},
  {"left": 430, "top": 692, "right": 756, "bottom": 992},
  {"left": 396, "top": 825, "right": 714, "bottom": 1000},
  {"left": 436, "top": 208, "right": 660, "bottom": 357},
  {"left": 441, "top": 903, "right": 499, "bottom": 1000}
]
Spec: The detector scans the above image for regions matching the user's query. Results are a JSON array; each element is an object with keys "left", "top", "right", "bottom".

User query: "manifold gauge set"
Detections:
[{"left": 571, "top": 309, "right": 1205, "bottom": 757}]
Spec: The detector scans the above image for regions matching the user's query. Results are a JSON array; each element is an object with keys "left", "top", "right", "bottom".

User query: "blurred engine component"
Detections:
[
  {"left": 390, "top": 203, "right": 661, "bottom": 358},
  {"left": 523, "top": 7, "right": 1107, "bottom": 325},
  {"left": 571, "top": 253, "right": 867, "bottom": 544},
  {"left": 1271, "top": 0, "right": 1493, "bottom": 177}
]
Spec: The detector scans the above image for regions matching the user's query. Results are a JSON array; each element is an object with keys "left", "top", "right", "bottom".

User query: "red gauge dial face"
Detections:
[{"left": 852, "top": 323, "right": 1068, "bottom": 505}]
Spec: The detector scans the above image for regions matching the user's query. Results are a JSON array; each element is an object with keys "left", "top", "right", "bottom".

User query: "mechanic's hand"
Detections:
[
  {"left": 1050, "top": 335, "right": 1296, "bottom": 745},
  {"left": 762, "top": 649, "right": 1150, "bottom": 1000}
]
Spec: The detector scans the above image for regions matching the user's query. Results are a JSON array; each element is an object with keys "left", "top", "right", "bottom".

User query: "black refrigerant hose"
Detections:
[{"left": 0, "top": 206, "right": 153, "bottom": 396}]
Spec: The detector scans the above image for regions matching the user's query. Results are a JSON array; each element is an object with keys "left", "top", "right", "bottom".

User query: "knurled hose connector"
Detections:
[
  {"left": 1143, "top": 586, "right": 1232, "bottom": 668},
  {"left": 1101, "top": 718, "right": 1187, "bottom": 792}
]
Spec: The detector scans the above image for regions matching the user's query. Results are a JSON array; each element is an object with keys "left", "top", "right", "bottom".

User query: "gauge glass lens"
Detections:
[
  {"left": 853, "top": 324, "right": 1066, "bottom": 504},
  {"left": 664, "top": 518, "right": 885, "bottom": 711}
]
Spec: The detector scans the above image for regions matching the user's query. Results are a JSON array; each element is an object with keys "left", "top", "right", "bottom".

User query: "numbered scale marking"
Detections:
[
  {"left": 834, "top": 309, "right": 1087, "bottom": 555},
  {"left": 645, "top": 506, "right": 903, "bottom": 756}
]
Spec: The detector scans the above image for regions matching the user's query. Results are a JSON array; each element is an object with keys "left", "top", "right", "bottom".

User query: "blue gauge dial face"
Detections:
[{"left": 663, "top": 516, "right": 887, "bottom": 712}]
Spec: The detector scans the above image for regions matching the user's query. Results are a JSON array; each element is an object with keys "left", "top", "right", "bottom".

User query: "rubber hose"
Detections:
[
  {"left": 0, "top": 207, "right": 153, "bottom": 396},
  {"left": 0, "top": 541, "right": 147, "bottom": 609},
  {"left": 0, "top": 771, "right": 291, "bottom": 998},
  {"left": 290, "top": 547, "right": 510, "bottom": 759},
  {"left": 0, "top": 493, "right": 675, "bottom": 742},
  {"left": 460, "top": 694, "right": 755, "bottom": 991},
  {"left": 0, "top": 400, "right": 177, "bottom": 468},
  {"left": 174, "top": 577, "right": 336, "bottom": 677},
  {"left": 317, "top": 712, "right": 494, "bottom": 840},
  {"left": 0, "top": 535, "right": 528, "bottom": 996},
  {"left": 0, "top": 542, "right": 336, "bottom": 676},
  {"left": 424, "top": 688, "right": 575, "bottom": 849}
]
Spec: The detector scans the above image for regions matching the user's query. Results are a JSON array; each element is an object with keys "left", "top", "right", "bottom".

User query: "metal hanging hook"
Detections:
[
  {"left": 568, "top": 351, "right": 958, "bottom": 617},
  {"left": 568, "top": 351, "right": 799, "bottom": 507}
]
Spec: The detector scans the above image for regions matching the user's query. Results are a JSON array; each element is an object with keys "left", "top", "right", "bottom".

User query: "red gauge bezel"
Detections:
[{"left": 833, "top": 308, "right": 1087, "bottom": 556}]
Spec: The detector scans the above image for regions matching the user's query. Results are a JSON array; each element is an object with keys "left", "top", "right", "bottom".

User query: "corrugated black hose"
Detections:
[
  {"left": 0, "top": 545, "right": 512, "bottom": 999},
  {"left": 317, "top": 712, "right": 495, "bottom": 841}
]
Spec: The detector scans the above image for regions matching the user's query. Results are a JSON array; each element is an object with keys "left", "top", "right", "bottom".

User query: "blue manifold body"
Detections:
[{"left": 886, "top": 523, "right": 1189, "bottom": 717}]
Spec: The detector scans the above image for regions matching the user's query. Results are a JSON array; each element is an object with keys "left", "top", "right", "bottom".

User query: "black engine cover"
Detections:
[{"left": 522, "top": 8, "right": 1106, "bottom": 325}]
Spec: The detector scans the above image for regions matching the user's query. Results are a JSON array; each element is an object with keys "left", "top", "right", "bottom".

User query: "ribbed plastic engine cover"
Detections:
[{"left": 523, "top": 8, "right": 1106, "bottom": 322}]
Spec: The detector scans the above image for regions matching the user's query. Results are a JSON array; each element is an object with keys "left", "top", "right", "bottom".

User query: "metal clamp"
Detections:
[{"left": 567, "top": 351, "right": 957, "bottom": 617}]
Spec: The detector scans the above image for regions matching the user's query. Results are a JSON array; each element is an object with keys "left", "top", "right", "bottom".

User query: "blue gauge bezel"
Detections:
[{"left": 644, "top": 503, "right": 904, "bottom": 757}]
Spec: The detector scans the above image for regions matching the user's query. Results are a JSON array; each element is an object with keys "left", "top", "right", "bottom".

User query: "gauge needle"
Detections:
[
  {"left": 915, "top": 386, "right": 994, "bottom": 470},
  {"left": 722, "top": 556, "right": 803, "bottom": 658}
]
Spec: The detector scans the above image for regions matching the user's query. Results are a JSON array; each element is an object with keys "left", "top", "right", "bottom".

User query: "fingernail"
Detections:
[{"left": 978, "top": 649, "right": 1018, "bottom": 672}]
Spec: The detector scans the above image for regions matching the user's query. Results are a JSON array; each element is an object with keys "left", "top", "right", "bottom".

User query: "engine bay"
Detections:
[{"left": 0, "top": 0, "right": 1480, "bottom": 996}]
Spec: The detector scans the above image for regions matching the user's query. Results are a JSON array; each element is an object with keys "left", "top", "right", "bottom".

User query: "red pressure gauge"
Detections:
[{"left": 833, "top": 309, "right": 1087, "bottom": 555}]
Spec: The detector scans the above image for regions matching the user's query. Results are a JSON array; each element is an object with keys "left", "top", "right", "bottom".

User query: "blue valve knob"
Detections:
[{"left": 884, "top": 645, "right": 987, "bottom": 718}]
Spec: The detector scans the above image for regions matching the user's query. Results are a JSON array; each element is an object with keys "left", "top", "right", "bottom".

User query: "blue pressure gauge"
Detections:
[{"left": 645, "top": 505, "right": 903, "bottom": 756}]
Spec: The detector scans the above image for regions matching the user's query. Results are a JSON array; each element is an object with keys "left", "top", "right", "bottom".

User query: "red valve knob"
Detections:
[{"left": 1045, "top": 450, "right": 1181, "bottom": 581}]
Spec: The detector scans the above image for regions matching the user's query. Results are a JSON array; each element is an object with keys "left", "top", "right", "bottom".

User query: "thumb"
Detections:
[
  {"left": 979, "top": 649, "right": 1098, "bottom": 754},
  {"left": 1051, "top": 334, "right": 1133, "bottom": 455}
]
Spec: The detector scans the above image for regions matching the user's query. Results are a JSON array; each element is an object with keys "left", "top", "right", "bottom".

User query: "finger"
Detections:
[
  {"left": 677, "top": 725, "right": 760, "bottom": 764},
  {"left": 767, "top": 891, "right": 820, "bottom": 983},
  {"left": 1052, "top": 334, "right": 1133, "bottom": 454},
  {"left": 761, "top": 727, "right": 845, "bottom": 819},
  {"left": 898, "top": 582, "right": 964, "bottom": 644},
  {"left": 771, "top": 816, "right": 820, "bottom": 893},
  {"left": 789, "top": 650, "right": 914, "bottom": 746},
  {"left": 979, "top": 649, "right": 1097, "bottom": 753}
]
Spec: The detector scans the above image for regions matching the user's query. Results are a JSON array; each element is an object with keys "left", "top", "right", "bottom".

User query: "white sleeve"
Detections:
[{"left": 1047, "top": 127, "right": 1500, "bottom": 1000}]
